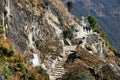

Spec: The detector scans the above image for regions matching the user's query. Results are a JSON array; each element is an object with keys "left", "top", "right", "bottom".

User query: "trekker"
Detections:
[
  {"left": 83, "top": 26, "right": 86, "bottom": 31},
  {"left": 86, "top": 26, "right": 88, "bottom": 33},
  {"left": 88, "top": 26, "right": 91, "bottom": 33}
]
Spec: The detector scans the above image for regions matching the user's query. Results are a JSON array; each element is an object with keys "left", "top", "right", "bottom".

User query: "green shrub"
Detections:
[
  {"left": 0, "top": 29, "right": 4, "bottom": 34},
  {"left": 21, "top": 67, "right": 29, "bottom": 80},
  {"left": 66, "top": 73, "right": 74, "bottom": 80},
  {"left": 109, "top": 46, "right": 116, "bottom": 52},
  {"left": 79, "top": 73, "right": 90, "bottom": 80},
  {"left": 0, "top": 47, "right": 8, "bottom": 54},
  {"left": 0, "top": 63, "right": 11, "bottom": 80},
  {"left": 38, "top": 68, "right": 49, "bottom": 80},
  {"left": 14, "top": 58, "right": 22, "bottom": 63},
  {"left": 38, "top": 68, "right": 46, "bottom": 75},
  {"left": 0, "top": 25, "right": 4, "bottom": 34},
  {"left": 88, "top": 15, "right": 116, "bottom": 52},
  {"left": 28, "top": 76, "right": 36, "bottom": 80},
  {"left": 6, "top": 51, "right": 14, "bottom": 57},
  {"left": 100, "top": 33, "right": 115, "bottom": 51},
  {"left": 0, "top": 47, "right": 9, "bottom": 57},
  {"left": 17, "top": 63, "right": 24, "bottom": 69},
  {"left": 87, "top": 15, "right": 100, "bottom": 32},
  {"left": 0, "top": 47, "right": 14, "bottom": 57},
  {"left": 14, "top": 55, "right": 23, "bottom": 63},
  {"left": 45, "top": 76, "right": 49, "bottom": 80},
  {"left": 63, "top": 28, "right": 73, "bottom": 40},
  {"left": 21, "top": 73, "right": 29, "bottom": 80},
  {"left": 100, "top": 33, "right": 109, "bottom": 46}
]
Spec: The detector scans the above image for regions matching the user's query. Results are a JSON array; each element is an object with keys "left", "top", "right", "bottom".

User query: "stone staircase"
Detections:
[
  {"left": 48, "top": 19, "right": 92, "bottom": 80},
  {"left": 49, "top": 46, "right": 76, "bottom": 80},
  {"left": 50, "top": 61, "right": 66, "bottom": 78},
  {"left": 49, "top": 56, "right": 67, "bottom": 80}
]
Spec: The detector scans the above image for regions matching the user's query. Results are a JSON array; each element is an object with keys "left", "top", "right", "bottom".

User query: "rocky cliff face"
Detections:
[{"left": 0, "top": 0, "right": 120, "bottom": 80}]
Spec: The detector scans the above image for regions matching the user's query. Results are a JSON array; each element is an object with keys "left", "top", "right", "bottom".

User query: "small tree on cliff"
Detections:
[
  {"left": 67, "top": 1, "right": 74, "bottom": 11},
  {"left": 87, "top": 15, "right": 100, "bottom": 33}
]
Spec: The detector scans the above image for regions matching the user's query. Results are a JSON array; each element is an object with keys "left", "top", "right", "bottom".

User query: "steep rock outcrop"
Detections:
[{"left": 0, "top": 0, "right": 119, "bottom": 80}]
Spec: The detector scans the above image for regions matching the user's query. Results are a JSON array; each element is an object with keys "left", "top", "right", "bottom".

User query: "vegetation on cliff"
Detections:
[
  {"left": 87, "top": 15, "right": 116, "bottom": 52},
  {"left": 0, "top": 35, "right": 49, "bottom": 80},
  {"left": 0, "top": 25, "right": 4, "bottom": 34},
  {"left": 87, "top": 15, "right": 100, "bottom": 33}
]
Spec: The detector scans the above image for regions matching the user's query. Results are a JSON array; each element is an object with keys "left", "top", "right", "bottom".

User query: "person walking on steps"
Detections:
[
  {"left": 88, "top": 26, "right": 91, "bottom": 33},
  {"left": 86, "top": 26, "right": 89, "bottom": 33},
  {"left": 83, "top": 26, "right": 86, "bottom": 31}
]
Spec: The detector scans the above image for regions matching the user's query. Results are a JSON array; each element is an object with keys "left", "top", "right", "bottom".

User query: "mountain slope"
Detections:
[
  {"left": 62, "top": 0, "right": 120, "bottom": 50},
  {"left": 0, "top": 0, "right": 120, "bottom": 80}
]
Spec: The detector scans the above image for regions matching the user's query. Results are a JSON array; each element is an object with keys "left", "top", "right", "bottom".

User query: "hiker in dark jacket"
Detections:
[
  {"left": 86, "top": 26, "right": 89, "bottom": 33},
  {"left": 83, "top": 26, "right": 86, "bottom": 31},
  {"left": 88, "top": 26, "right": 91, "bottom": 33}
]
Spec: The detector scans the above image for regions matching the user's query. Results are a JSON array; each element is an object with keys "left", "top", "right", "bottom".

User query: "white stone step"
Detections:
[
  {"left": 55, "top": 64, "right": 64, "bottom": 67},
  {"left": 55, "top": 67, "right": 64, "bottom": 70}
]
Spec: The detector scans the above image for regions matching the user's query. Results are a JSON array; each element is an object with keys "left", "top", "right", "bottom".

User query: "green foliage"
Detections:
[
  {"left": 87, "top": 15, "right": 100, "bottom": 32},
  {"left": 38, "top": 68, "right": 49, "bottom": 80},
  {"left": 28, "top": 76, "right": 36, "bottom": 80},
  {"left": 88, "top": 15, "right": 116, "bottom": 52},
  {"left": 79, "top": 73, "right": 90, "bottom": 80},
  {"left": 6, "top": 51, "right": 14, "bottom": 57},
  {"left": 0, "top": 47, "right": 7, "bottom": 57},
  {"left": 14, "top": 55, "right": 23, "bottom": 63},
  {"left": 14, "top": 58, "right": 23, "bottom": 63},
  {"left": 45, "top": 76, "right": 49, "bottom": 80},
  {"left": 65, "top": 73, "right": 74, "bottom": 80},
  {"left": 21, "top": 73, "right": 29, "bottom": 80},
  {"left": 0, "top": 25, "right": 4, "bottom": 34},
  {"left": 17, "top": 63, "right": 24, "bottom": 69},
  {"left": 63, "top": 28, "right": 73, "bottom": 40},
  {"left": 38, "top": 68, "right": 46, "bottom": 75},
  {"left": 0, "top": 47, "right": 14, "bottom": 57},
  {"left": 100, "top": 33, "right": 115, "bottom": 51},
  {"left": 100, "top": 33, "right": 109, "bottom": 46},
  {"left": 109, "top": 46, "right": 116, "bottom": 52},
  {"left": 20, "top": 66, "right": 29, "bottom": 80},
  {"left": 0, "top": 63, "right": 11, "bottom": 80}
]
